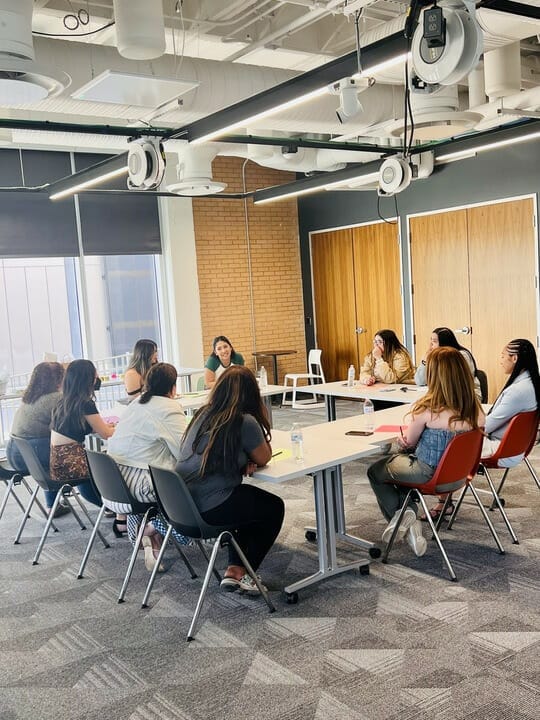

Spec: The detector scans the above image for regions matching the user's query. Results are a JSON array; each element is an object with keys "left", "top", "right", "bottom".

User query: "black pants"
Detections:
[{"left": 201, "top": 484, "right": 285, "bottom": 572}]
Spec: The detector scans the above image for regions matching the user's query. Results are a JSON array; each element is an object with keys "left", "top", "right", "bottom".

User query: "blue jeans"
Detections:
[{"left": 6, "top": 436, "right": 101, "bottom": 508}]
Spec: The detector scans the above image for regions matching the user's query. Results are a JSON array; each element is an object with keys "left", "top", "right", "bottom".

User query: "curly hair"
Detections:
[{"left": 22, "top": 362, "right": 64, "bottom": 404}]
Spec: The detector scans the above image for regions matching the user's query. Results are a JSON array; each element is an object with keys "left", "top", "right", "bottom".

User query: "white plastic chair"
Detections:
[{"left": 282, "top": 349, "right": 326, "bottom": 409}]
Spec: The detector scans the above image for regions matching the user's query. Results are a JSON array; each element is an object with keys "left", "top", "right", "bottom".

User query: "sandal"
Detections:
[{"left": 420, "top": 503, "right": 455, "bottom": 522}]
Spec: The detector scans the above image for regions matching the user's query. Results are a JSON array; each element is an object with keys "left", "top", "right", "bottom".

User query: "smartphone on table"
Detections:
[{"left": 345, "top": 430, "right": 373, "bottom": 436}]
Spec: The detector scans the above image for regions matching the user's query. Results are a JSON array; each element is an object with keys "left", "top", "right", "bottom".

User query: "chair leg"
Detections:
[
  {"left": 196, "top": 540, "right": 221, "bottom": 583},
  {"left": 417, "top": 493, "right": 458, "bottom": 581},
  {"left": 524, "top": 457, "right": 540, "bottom": 491},
  {"left": 118, "top": 509, "right": 152, "bottom": 604},
  {"left": 63, "top": 492, "right": 86, "bottom": 531},
  {"left": 186, "top": 533, "right": 225, "bottom": 641},
  {"left": 32, "top": 484, "right": 69, "bottom": 565},
  {"left": 26, "top": 479, "right": 52, "bottom": 521},
  {"left": 141, "top": 523, "right": 172, "bottom": 609},
  {"left": 483, "top": 468, "right": 519, "bottom": 544},
  {"left": 172, "top": 537, "right": 198, "bottom": 579},
  {"left": 13, "top": 484, "right": 40, "bottom": 544},
  {"left": 228, "top": 533, "right": 276, "bottom": 614},
  {"left": 468, "top": 483, "right": 505, "bottom": 554},
  {"left": 490, "top": 468, "right": 510, "bottom": 510},
  {"left": 381, "top": 491, "right": 413, "bottom": 563},
  {"left": 0, "top": 475, "right": 26, "bottom": 519},
  {"left": 77, "top": 504, "right": 107, "bottom": 579},
  {"left": 71, "top": 490, "right": 109, "bottom": 548}
]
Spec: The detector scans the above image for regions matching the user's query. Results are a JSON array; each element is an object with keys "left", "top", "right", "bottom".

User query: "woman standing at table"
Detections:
[
  {"left": 415, "top": 327, "right": 481, "bottom": 399},
  {"left": 50, "top": 360, "right": 114, "bottom": 510},
  {"left": 124, "top": 339, "right": 158, "bottom": 400},
  {"left": 108, "top": 362, "right": 190, "bottom": 571},
  {"left": 360, "top": 329, "right": 414, "bottom": 386},
  {"left": 367, "top": 347, "right": 484, "bottom": 556},
  {"left": 6, "top": 361, "right": 68, "bottom": 517},
  {"left": 204, "top": 335, "right": 244, "bottom": 389},
  {"left": 177, "top": 365, "right": 284, "bottom": 594}
]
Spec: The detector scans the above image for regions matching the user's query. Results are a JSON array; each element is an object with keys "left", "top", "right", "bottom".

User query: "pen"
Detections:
[
  {"left": 272, "top": 451, "right": 283, "bottom": 458},
  {"left": 400, "top": 426, "right": 405, "bottom": 440}
]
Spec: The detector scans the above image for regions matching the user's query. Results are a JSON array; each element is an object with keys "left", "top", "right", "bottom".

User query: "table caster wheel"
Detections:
[
  {"left": 369, "top": 547, "right": 381, "bottom": 559},
  {"left": 359, "top": 565, "right": 370, "bottom": 576},
  {"left": 285, "top": 592, "right": 299, "bottom": 604},
  {"left": 305, "top": 530, "right": 317, "bottom": 543}
]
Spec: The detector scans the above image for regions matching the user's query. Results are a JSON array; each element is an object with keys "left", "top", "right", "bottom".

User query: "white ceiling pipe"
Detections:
[
  {"left": 0, "top": 0, "right": 34, "bottom": 60},
  {"left": 113, "top": 0, "right": 166, "bottom": 60},
  {"left": 468, "top": 62, "right": 486, "bottom": 108},
  {"left": 484, "top": 42, "right": 522, "bottom": 100},
  {"left": 471, "top": 84, "right": 540, "bottom": 131},
  {"left": 476, "top": 7, "right": 540, "bottom": 50}
]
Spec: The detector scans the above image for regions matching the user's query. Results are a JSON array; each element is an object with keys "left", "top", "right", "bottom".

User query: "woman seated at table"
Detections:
[
  {"left": 483, "top": 338, "right": 540, "bottom": 463},
  {"left": 107, "top": 362, "right": 190, "bottom": 571},
  {"left": 204, "top": 335, "right": 244, "bottom": 389},
  {"left": 50, "top": 359, "right": 114, "bottom": 511},
  {"left": 415, "top": 326, "right": 482, "bottom": 398},
  {"left": 177, "top": 365, "right": 284, "bottom": 594},
  {"left": 367, "top": 347, "right": 484, "bottom": 556},
  {"left": 6, "top": 361, "right": 69, "bottom": 518},
  {"left": 124, "top": 339, "right": 158, "bottom": 400},
  {"left": 360, "top": 329, "right": 414, "bottom": 386}
]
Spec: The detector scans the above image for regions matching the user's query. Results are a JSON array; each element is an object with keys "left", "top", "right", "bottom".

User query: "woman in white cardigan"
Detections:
[{"left": 108, "top": 362, "right": 189, "bottom": 570}]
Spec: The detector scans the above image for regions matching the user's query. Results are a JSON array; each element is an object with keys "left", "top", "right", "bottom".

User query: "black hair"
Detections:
[
  {"left": 501, "top": 338, "right": 540, "bottom": 406},
  {"left": 139, "top": 363, "right": 178, "bottom": 404},
  {"left": 432, "top": 327, "right": 478, "bottom": 375},
  {"left": 52, "top": 359, "right": 96, "bottom": 432},
  {"left": 211, "top": 335, "right": 236, "bottom": 358}
]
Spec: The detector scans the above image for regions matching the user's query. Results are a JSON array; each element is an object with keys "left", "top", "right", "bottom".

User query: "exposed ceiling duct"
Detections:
[{"left": 113, "top": 0, "right": 166, "bottom": 61}]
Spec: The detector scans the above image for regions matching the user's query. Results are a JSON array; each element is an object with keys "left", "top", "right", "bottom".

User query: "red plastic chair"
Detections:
[
  {"left": 381, "top": 429, "right": 505, "bottom": 581},
  {"left": 469, "top": 410, "right": 539, "bottom": 544}
]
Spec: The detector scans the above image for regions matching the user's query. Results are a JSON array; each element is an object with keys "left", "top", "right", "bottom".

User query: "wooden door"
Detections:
[
  {"left": 311, "top": 229, "right": 358, "bottom": 382},
  {"left": 410, "top": 210, "right": 471, "bottom": 363},
  {"left": 468, "top": 198, "right": 537, "bottom": 400},
  {"left": 352, "top": 222, "right": 403, "bottom": 361}
]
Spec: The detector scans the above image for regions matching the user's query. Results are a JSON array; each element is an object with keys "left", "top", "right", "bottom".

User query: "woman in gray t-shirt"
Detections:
[{"left": 177, "top": 366, "right": 284, "bottom": 595}]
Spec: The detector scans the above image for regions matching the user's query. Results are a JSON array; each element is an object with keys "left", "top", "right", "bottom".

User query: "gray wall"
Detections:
[{"left": 298, "top": 141, "right": 540, "bottom": 349}]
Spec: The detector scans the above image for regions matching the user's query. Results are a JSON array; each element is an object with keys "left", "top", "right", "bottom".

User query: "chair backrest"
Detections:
[
  {"left": 476, "top": 369, "right": 489, "bottom": 403},
  {"left": 398, "top": 429, "right": 483, "bottom": 496},
  {"left": 148, "top": 465, "right": 211, "bottom": 539},
  {"left": 307, "top": 349, "right": 325, "bottom": 383},
  {"left": 86, "top": 450, "right": 139, "bottom": 510},
  {"left": 12, "top": 436, "right": 52, "bottom": 490},
  {"left": 196, "top": 376, "right": 205, "bottom": 391},
  {"left": 485, "top": 410, "right": 539, "bottom": 463}
]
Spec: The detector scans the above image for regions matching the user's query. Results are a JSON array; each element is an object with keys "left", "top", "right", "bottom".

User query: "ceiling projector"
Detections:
[
  {"left": 378, "top": 157, "right": 412, "bottom": 196},
  {"left": 127, "top": 137, "right": 166, "bottom": 189},
  {"left": 410, "top": 0, "right": 483, "bottom": 88}
]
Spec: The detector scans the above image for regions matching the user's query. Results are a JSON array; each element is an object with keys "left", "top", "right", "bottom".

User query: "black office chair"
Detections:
[
  {"left": 144, "top": 465, "right": 275, "bottom": 641},
  {"left": 84, "top": 451, "right": 197, "bottom": 603},
  {"left": 476, "top": 369, "right": 488, "bottom": 403},
  {"left": 0, "top": 457, "right": 52, "bottom": 542},
  {"left": 13, "top": 436, "right": 109, "bottom": 565}
]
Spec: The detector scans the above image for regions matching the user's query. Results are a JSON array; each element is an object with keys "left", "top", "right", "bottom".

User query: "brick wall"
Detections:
[{"left": 192, "top": 156, "right": 307, "bottom": 382}]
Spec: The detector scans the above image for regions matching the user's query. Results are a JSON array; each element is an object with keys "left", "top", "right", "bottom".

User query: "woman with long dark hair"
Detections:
[
  {"left": 177, "top": 365, "right": 284, "bottom": 593},
  {"left": 204, "top": 335, "right": 244, "bottom": 389},
  {"left": 368, "top": 347, "right": 484, "bottom": 556},
  {"left": 360, "top": 329, "right": 414, "bottom": 385},
  {"left": 108, "top": 362, "right": 190, "bottom": 570},
  {"left": 483, "top": 338, "right": 540, "bottom": 462},
  {"left": 124, "top": 339, "right": 158, "bottom": 399},
  {"left": 415, "top": 326, "right": 481, "bottom": 398},
  {"left": 6, "top": 361, "right": 67, "bottom": 516},
  {"left": 50, "top": 359, "right": 114, "bottom": 509}
]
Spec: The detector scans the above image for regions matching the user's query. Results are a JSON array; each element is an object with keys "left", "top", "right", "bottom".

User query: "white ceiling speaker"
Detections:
[
  {"left": 411, "top": 0, "right": 483, "bottom": 87},
  {"left": 0, "top": 0, "right": 68, "bottom": 104},
  {"left": 378, "top": 156, "right": 412, "bottom": 196},
  {"left": 168, "top": 146, "right": 227, "bottom": 196},
  {"left": 113, "top": 0, "right": 166, "bottom": 60},
  {"left": 127, "top": 138, "right": 166, "bottom": 189}
]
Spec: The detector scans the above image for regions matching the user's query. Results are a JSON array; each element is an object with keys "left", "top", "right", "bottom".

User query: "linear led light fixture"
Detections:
[
  {"left": 437, "top": 129, "right": 540, "bottom": 162},
  {"left": 48, "top": 152, "right": 129, "bottom": 200},
  {"left": 190, "top": 54, "right": 406, "bottom": 146}
]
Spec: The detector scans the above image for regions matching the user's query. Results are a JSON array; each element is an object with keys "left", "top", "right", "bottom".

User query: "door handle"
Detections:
[
  {"left": 355, "top": 327, "right": 367, "bottom": 335},
  {"left": 454, "top": 326, "right": 472, "bottom": 335}
]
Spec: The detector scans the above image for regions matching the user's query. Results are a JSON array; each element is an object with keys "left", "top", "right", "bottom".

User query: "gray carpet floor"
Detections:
[{"left": 0, "top": 401, "right": 539, "bottom": 720}]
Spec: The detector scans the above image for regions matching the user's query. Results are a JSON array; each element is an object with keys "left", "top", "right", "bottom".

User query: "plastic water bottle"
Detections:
[
  {"left": 347, "top": 364, "right": 355, "bottom": 388},
  {"left": 259, "top": 366, "right": 267, "bottom": 389},
  {"left": 291, "top": 423, "right": 304, "bottom": 461},
  {"left": 363, "top": 398, "right": 375, "bottom": 432}
]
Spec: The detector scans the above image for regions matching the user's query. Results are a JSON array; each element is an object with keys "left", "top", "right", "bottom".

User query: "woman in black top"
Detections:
[{"left": 50, "top": 359, "right": 115, "bottom": 508}]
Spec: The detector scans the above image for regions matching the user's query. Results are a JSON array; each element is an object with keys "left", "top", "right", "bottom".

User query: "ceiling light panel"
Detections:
[{"left": 72, "top": 71, "right": 199, "bottom": 108}]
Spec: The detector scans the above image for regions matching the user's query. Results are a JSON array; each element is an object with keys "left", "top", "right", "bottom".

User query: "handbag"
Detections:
[{"left": 50, "top": 442, "right": 90, "bottom": 482}]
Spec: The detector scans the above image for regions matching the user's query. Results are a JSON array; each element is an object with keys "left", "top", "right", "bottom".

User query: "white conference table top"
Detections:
[
  {"left": 253, "top": 405, "right": 407, "bottom": 484},
  {"left": 311, "top": 380, "right": 427, "bottom": 404},
  {"left": 177, "top": 384, "right": 284, "bottom": 412}
]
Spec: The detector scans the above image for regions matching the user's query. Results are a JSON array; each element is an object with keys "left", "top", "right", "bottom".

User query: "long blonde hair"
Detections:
[{"left": 409, "top": 346, "right": 481, "bottom": 428}]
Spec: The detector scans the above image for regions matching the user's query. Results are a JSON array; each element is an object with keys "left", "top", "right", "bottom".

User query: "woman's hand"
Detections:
[
  {"left": 362, "top": 375, "right": 376, "bottom": 386},
  {"left": 244, "top": 461, "right": 258, "bottom": 476},
  {"left": 372, "top": 345, "right": 383, "bottom": 360}
]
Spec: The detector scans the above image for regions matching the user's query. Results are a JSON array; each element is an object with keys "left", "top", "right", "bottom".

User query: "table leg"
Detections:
[
  {"left": 325, "top": 395, "right": 336, "bottom": 421},
  {"left": 185, "top": 375, "right": 192, "bottom": 392},
  {"left": 272, "top": 355, "right": 279, "bottom": 385}
]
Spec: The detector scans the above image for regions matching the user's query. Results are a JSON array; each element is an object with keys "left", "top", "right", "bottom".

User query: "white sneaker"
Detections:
[
  {"left": 382, "top": 508, "right": 416, "bottom": 545},
  {"left": 406, "top": 520, "right": 427, "bottom": 557}
]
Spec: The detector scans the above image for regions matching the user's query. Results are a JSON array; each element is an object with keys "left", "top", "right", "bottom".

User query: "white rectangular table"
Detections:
[
  {"left": 253, "top": 406, "right": 408, "bottom": 600},
  {"left": 307, "top": 380, "right": 426, "bottom": 421},
  {"left": 178, "top": 384, "right": 285, "bottom": 426}
]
